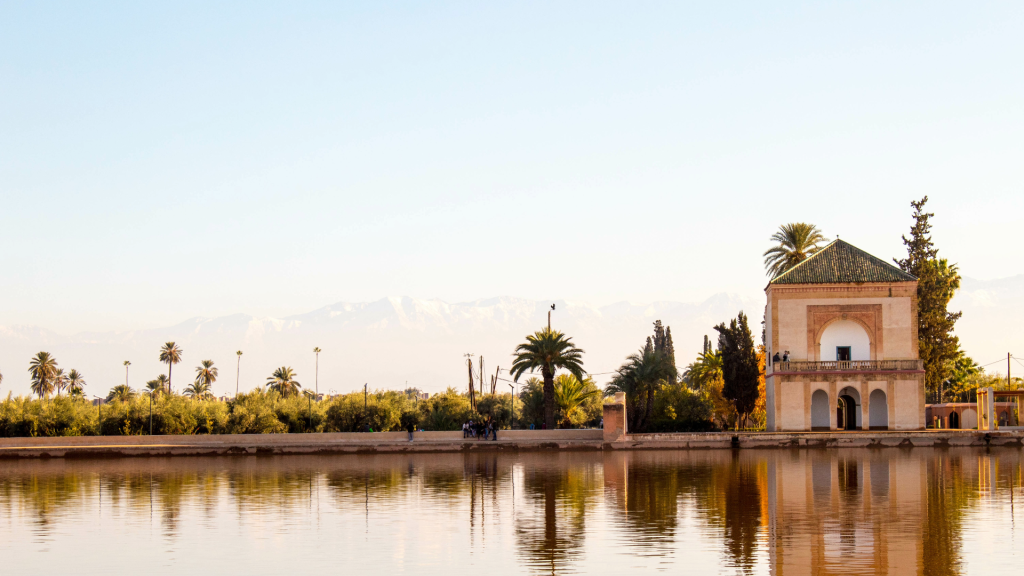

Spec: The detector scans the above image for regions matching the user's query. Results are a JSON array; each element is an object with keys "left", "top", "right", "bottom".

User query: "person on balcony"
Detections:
[{"left": 772, "top": 352, "right": 781, "bottom": 363}]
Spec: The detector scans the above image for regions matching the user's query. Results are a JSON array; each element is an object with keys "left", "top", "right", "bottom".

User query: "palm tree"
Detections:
[
  {"left": 64, "top": 369, "right": 86, "bottom": 396},
  {"left": 106, "top": 384, "right": 135, "bottom": 403},
  {"left": 195, "top": 359, "right": 218, "bottom": 390},
  {"left": 52, "top": 368, "right": 69, "bottom": 396},
  {"left": 553, "top": 374, "right": 599, "bottom": 428},
  {"left": 158, "top": 342, "right": 183, "bottom": 394},
  {"left": 145, "top": 378, "right": 164, "bottom": 396},
  {"left": 184, "top": 380, "right": 213, "bottom": 400},
  {"left": 28, "top": 351, "right": 58, "bottom": 399},
  {"left": 510, "top": 328, "right": 586, "bottom": 430},
  {"left": 605, "top": 347, "right": 676, "bottom": 433},
  {"left": 155, "top": 374, "right": 170, "bottom": 394},
  {"left": 266, "top": 366, "right": 301, "bottom": 397},
  {"left": 763, "top": 223, "right": 828, "bottom": 278},
  {"left": 683, "top": 350, "right": 724, "bottom": 391}
]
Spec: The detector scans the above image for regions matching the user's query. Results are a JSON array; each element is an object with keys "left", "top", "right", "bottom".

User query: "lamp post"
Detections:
[
  {"left": 235, "top": 351, "right": 243, "bottom": 397},
  {"left": 92, "top": 396, "right": 102, "bottom": 435},
  {"left": 314, "top": 347, "right": 321, "bottom": 398},
  {"left": 147, "top": 389, "right": 153, "bottom": 436},
  {"left": 508, "top": 383, "right": 515, "bottom": 430}
]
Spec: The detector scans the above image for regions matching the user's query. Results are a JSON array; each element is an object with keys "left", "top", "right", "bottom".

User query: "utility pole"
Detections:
[
  {"left": 236, "top": 351, "right": 243, "bottom": 396},
  {"left": 464, "top": 353, "right": 475, "bottom": 409},
  {"left": 364, "top": 383, "right": 368, "bottom": 410},
  {"left": 548, "top": 303, "right": 555, "bottom": 330},
  {"left": 480, "top": 356, "right": 485, "bottom": 397},
  {"left": 123, "top": 361, "right": 130, "bottom": 388},
  {"left": 1009, "top": 353, "right": 1012, "bottom": 389}
]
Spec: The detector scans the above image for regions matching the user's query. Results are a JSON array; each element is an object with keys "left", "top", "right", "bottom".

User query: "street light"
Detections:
[
  {"left": 92, "top": 396, "right": 103, "bottom": 435},
  {"left": 235, "top": 351, "right": 243, "bottom": 396},
  {"left": 123, "top": 360, "right": 130, "bottom": 388},
  {"left": 508, "top": 383, "right": 516, "bottom": 430},
  {"left": 145, "top": 388, "right": 153, "bottom": 436},
  {"left": 313, "top": 347, "right": 321, "bottom": 398}
]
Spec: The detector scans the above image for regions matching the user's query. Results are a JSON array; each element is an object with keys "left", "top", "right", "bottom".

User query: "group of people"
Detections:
[
  {"left": 771, "top": 351, "right": 790, "bottom": 363},
  {"left": 462, "top": 419, "right": 498, "bottom": 441}
]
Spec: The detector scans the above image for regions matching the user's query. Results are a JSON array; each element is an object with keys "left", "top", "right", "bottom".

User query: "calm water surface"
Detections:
[{"left": 1, "top": 448, "right": 1021, "bottom": 575}]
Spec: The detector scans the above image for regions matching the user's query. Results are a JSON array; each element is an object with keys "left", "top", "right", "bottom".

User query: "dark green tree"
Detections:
[
  {"left": 714, "top": 312, "right": 759, "bottom": 429},
  {"left": 510, "top": 328, "right": 586, "bottom": 430},
  {"left": 895, "top": 196, "right": 962, "bottom": 400},
  {"left": 605, "top": 347, "right": 677, "bottom": 432}
]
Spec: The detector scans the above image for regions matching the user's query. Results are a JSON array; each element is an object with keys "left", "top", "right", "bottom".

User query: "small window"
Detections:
[{"left": 836, "top": 346, "right": 851, "bottom": 361}]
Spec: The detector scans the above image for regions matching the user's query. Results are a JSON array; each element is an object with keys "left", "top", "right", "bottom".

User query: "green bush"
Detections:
[
  {"left": 648, "top": 382, "right": 716, "bottom": 432},
  {"left": 0, "top": 386, "right": 550, "bottom": 437},
  {"left": 226, "top": 389, "right": 287, "bottom": 434}
]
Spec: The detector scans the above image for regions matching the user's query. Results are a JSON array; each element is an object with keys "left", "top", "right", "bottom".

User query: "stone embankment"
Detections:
[{"left": 1, "top": 429, "right": 1022, "bottom": 459}]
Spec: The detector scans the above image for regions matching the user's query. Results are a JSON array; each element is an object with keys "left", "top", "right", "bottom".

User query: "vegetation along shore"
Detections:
[{"left": 1, "top": 197, "right": 1018, "bottom": 439}]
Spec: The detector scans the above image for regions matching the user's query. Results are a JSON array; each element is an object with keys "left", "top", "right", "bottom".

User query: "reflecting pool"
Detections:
[{"left": 1, "top": 448, "right": 1021, "bottom": 574}]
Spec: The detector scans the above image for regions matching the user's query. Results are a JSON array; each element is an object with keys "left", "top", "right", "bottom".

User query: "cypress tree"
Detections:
[
  {"left": 664, "top": 327, "right": 676, "bottom": 371},
  {"left": 714, "top": 312, "right": 760, "bottom": 429},
  {"left": 895, "top": 196, "right": 962, "bottom": 400}
]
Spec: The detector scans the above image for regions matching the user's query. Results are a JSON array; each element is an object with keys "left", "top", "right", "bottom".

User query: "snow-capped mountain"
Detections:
[{"left": 0, "top": 294, "right": 758, "bottom": 398}]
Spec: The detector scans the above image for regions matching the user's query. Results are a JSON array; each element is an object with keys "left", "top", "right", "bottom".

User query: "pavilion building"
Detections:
[{"left": 764, "top": 239, "right": 925, "bottom": 431}]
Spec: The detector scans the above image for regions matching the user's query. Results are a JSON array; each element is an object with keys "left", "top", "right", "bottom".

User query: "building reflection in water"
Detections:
[{"left": 0, "top": 449, "right": 1020, "bottom": 574}]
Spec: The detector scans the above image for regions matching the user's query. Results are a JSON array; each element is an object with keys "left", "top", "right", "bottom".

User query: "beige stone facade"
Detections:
[{"left": 764, "top": 242, "right": 925, "bottom": 432}]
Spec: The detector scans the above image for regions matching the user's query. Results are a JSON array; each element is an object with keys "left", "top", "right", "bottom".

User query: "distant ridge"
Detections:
[{"left": 0, "top": 294, "right": 756, "bottom": 397}]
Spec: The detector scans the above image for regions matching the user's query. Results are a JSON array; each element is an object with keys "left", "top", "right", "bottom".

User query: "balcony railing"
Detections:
[{"left": 770, "top": 360, "right": 923, "bottom": 374}]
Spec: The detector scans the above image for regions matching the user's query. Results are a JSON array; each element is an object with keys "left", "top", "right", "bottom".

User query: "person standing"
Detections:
[{"left": 407, "top": 419, "right": 415, "bottom": 442}]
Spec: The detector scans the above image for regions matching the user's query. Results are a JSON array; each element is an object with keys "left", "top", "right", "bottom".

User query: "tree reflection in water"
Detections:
[
  {"left": 0, "top": 449, "right": 1020, "bottom": 574},
  {"left": 514, "top": 456, "right": 600, "bottom": 574}
]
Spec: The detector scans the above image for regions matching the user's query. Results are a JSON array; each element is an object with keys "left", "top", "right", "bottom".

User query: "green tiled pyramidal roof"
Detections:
[{"left": 770, "top": 239, "right": 917, "bottom": 285}]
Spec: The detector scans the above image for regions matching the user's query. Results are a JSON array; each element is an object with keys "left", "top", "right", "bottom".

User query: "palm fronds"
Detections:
[{"left": 763, "top": 223, "right": 828, "bottom": 278}]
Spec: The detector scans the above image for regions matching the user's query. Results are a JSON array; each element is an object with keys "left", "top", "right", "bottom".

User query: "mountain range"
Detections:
[
  {"left": 0, "top": 293, "right": 757, "bottom": 398},
  {"left": 2, "top": 275, "right": 1019, "bottom": 399}
]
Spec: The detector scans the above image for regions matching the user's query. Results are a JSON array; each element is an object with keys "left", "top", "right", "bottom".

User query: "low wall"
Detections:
[
  {"left": 0, "top": 429, "right": 604, "bottom": 458},
  {"left": 1, "top": 429, "right": 1020, "bottom": 459},
  {"left": 619, "top": 429, "right": 1024, "bottom": 449}
]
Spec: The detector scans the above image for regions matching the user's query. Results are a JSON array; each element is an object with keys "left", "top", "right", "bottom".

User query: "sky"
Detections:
[{"left": 2, "top": 1, "right": 1024, "bottom": 336}]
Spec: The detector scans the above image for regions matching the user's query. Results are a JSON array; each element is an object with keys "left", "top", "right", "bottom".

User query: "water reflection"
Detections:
[{"left": 0, "top": 449, "right": 1020, "bottom": 574}]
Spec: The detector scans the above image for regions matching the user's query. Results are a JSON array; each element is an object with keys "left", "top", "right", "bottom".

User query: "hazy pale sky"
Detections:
[{"left": 2, "top": 1, "right": 1023, "bottom": 334}]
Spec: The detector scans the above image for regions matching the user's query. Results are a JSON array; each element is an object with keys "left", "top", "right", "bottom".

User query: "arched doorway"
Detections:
[
  {"left": 869, "top": 389, "right": 888, "bottom": 430},
  {"left": 811, "top": 389, "right": 830, "bottom": 430},
  {"left": 837, "top": 386, "right": 860, "bottom": 430},
  {"left": 838, "top": 395, "right": 857, "bottom": 430},
  {"left": 949, "top": 411, "right": 960, "bottom": 429}
]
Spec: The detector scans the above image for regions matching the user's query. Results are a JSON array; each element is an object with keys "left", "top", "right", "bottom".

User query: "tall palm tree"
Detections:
[
  {"left": 158, "top": 342, "right": 183, "bottom": 394},
  {"left": 510, "top": 328, "right": 586, "bottom": 430},
  {"left": 605, "top": 347, "right": 676, "bottom": 433},
  {"left": 266, "top": 366, "right": 301, "bottom": 397},
  {"left": 28, "top": 351, "right": 58, "bottom": 399},
  {"left": 52, "top": 368, "right": 69, "bottom": 396},
  {"left": 553, "top": 374, "right": 599, "bottom": 428},
  {"left": 107, "top": 384, "right": 136, "bottom": 403},
  {"left": 66, "top": 369, "right": 86, "bottom": 396},
  {"left": 194, "top": 359, "right": 218, "bottom": 391},
  {"left": 184, "top": 380, "right": 213, "bottom": 400},
  {"left": 762, "top": 223, "right": 828, "bottom": 278}
]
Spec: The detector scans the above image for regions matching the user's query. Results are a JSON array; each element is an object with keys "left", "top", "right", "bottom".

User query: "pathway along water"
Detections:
[{"left": 0, "top": 448, "right": 1021, "bottom": 575}]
